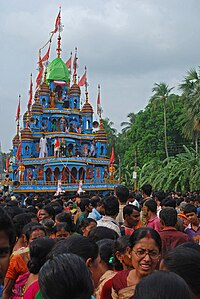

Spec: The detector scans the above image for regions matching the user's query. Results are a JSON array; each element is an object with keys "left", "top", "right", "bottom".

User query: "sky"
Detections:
[{"left": 1, "top": 0, "right": 200, "bottom": 152}]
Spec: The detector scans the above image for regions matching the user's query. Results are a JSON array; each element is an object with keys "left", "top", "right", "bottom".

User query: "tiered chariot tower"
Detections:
[{"left": 10, "top": 12, "right": 117, "bottom": 195}]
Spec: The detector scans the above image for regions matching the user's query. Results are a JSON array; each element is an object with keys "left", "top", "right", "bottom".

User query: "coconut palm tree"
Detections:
[
  {"left": 138, "top": 146, "right": 200, "bottom": 192},
  {"left": 121, "top": 112, "right": 136, "bottom": 133},
  {"left": 179, "top": 69, "right": 200, "bottom": 153},
  {"left": 102, "top": 117, "right": 117, "bottom": 156},
  {"left": 150, "top": 82, "right": 174, "bottom": 159}
]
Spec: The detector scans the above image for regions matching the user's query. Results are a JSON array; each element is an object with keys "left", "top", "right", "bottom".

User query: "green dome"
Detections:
[{"left": 46, "top": 57, "right": 70, "bottom": 83}]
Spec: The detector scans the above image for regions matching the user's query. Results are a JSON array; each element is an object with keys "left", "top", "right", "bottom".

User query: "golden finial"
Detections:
[{"left": 100, "top": 118, "right": 103, "bottom": 130}]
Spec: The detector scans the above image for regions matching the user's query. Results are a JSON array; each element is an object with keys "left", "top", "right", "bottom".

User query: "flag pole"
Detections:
[
  {"left": 57, "top": 6, "right": 62, "bottom": 58},
  {"left": 84, "top": 66, "right": 88, "bottom": 103},
  {"left": 18, "top": 94, "right": 21, "bottom": 132},
  {"left": 73, "top": 47, "right": 78, "bottom": 84},
  {"left": 69, "top": 51, "right": 72, "bottom": 85},
  {"left": 28, "top": 73, "right": 32, "bottom": 114}
]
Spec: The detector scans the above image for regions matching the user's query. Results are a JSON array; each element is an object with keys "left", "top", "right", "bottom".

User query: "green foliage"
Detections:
[
  {"left": 102, "top": 118, "right": 117, "bottom": 156},
  {"left": 119, "top": 95, "right": 186, "bottom": 168},
  {"left": 121, "top": 112, "right": 136, "bottom": 133},
  {"left": 103, "top": 71, "right": 200, "bottom": 191},
  {"left": 179, "top": 68, "right": 200, "bottom": 150},
  {"left": 138, "top": 146, "right": 200, "bottom": 192}
]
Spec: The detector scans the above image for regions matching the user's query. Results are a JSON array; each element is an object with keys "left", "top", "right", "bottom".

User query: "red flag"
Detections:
[
  {"left": 16, "top": 99, "right": 20, "bottom": 121},
  {"left": 97, "top": 85, "right": 101, "bottom": 116},
  {"left": 36, "top": 65, "right": 43, "bottom": 88},
  {"left": 40, "top": 45, "right": 51, "bottom": 63},
  {"left": 28, "top": 75, "right": 33, "bottom": 108},
  {"left": 66, "top": 56, "right": 71, "bottom": 69},
  {"left": 110, "top": 147, "right": 115, "bottom": 164},
  {"left": 78, "top": 71, "right": 86, "bottom": 87},
  {"left": 16, "top": 141, "right": 22, "bottom": 161},
  {"left": 38, "top": 57, "right": 43, "bottom": 69},
  {"left": 51, "top": 11, "right": 60, "bottom": 34},
  {"left": 6, "top": 155, "right": 9, "bottom": 174}
]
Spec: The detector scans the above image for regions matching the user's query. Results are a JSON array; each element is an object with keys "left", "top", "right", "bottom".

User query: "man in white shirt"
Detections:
[{"left": 97, "top": 196, "right": 121, "bottom": 236}]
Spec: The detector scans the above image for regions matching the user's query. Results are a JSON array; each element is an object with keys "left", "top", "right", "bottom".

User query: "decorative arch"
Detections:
[
  {"left": 52, "top": 118, "right": 57, "bottom": 132},
  {"left": 86, "top": 119, "right": 90, "bottom": 130},
  {"left": 74, "top": 99, "right": 77, "bottom": 109},
  {"left": 78, "top": 167, "right": 85, "bottom": 181},
  {"left": 71, "top": 167, "right": 77, "bottom": 183},
  {"left": 54, "top": 167, "right": 60, "bottom": 182},
  {"left": 25, "top": 145, "right": 30, "bottom": 155},
  {"left": 37, "top": 166, "right": 44, "bottom": 180},
  {"left": 54, "top": 85, "right": 62, "bottom": 100},
  {"left": 100, "top": 145, "right": 104, "bottom": 155},
  {"left": 63, "top": 97, "right": 70, "bottom": 108},
  {"left": 35, "top": 118, "right": 39, "bottom": 127},
  {"left": 96, "top": 168, "right": 100, "bottom": 179},
  {"left": 62, "top": 167, "right": 69, "bottom": 183},
  {"left": 86, "top": 166, "right": 93, "bottom": 180},
  {"left": 46, "top": 167, "right": 52, "bottom": 182}
]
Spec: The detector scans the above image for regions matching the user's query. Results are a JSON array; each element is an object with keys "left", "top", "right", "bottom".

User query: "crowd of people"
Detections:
[{"left": 0, "top": 184, "right": 199, "bottom": 299}]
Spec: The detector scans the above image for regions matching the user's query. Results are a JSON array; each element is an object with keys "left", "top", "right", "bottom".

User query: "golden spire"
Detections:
[
  {"left": 97, "top": 83, "right": 102, "bottom": 118},
  {"left": 44, "top": 67, "right": 47, "bottom": 82},
  {"left": 100, "top": 118, "right": 103, "bottom": 130}
]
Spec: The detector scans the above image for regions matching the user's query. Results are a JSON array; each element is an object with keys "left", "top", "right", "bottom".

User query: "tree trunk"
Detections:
[
  {"left": 195, "top": 136, "right": 198, "bottom": 154},
  {"left": 163, "top": 98, "right": 169, "bottom": 159}
]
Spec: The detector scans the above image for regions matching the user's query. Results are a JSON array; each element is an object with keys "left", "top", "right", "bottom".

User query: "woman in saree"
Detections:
[
  {"left": 3, "top": 224, "right": 46, "bottom": 299},
  {"left": 105, "top": 227, "right": 162, "bottom": 299}
]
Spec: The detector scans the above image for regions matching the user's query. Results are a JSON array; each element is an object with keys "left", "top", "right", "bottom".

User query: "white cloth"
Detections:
[
  {"left": 39, "top": 137, "right": 48, "bottom": 158},
  {"left": 157, "top": 206, "right": 162, "bottom": 218},
  {"left": 90, "top": 143, "right": 96, "bottom": 157},
  {"left": 129, "top": 199, "right": 140, "bottom": 208},
  {"left": 97, "top": 216, "right": 121, "bottom": 236}
]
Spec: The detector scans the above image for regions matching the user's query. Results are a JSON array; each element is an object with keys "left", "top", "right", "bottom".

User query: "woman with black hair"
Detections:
[
  {"left": 113, "top": 236, "right": 132, "bottom": 271},
  {"left": 55, "top": 211, "right": 76, "bottom": 234},
  {"left": 104, "top": 227, "right": 162, "bottom": 299},
  {"left": 0, "top": 207, "right": 16, "bottom": 298},
  {"left": 54, "top": 222, "right": 70, "bottom": 239},
  {"left": 134, "top": 271, "right": 192, "bottom": 299},
  {"left": 23, "top": 237, "right": 55, "bottom": 299},
  {"left": 48, "top": 234, "right": 104, "bottom": 289},
  {"left": 160, "top": 245, "right": 200, "bottom": 298},
  {"left": 79, "top": 218, "right": 97, "bottom": 237},
  {"left": 88, "top": 226, "right": 118, "bottom": 242},
  {"left": 100, "top": 236, "right": 133, "bottom": 299},
  {"left": 95, "top": 239, "right": 116, "bottom": 299},
  {"left": 12, "top": 213, "right": 37, "bottom": 251},
  {"left": 37, "top": 206, "right": 55, "bottom": 222},
  {"left": 3, "top": 223, "right": 46, "bottom": 299},
  {"left": 38, "top": 253, "right": 93, "bottom": 299}
]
